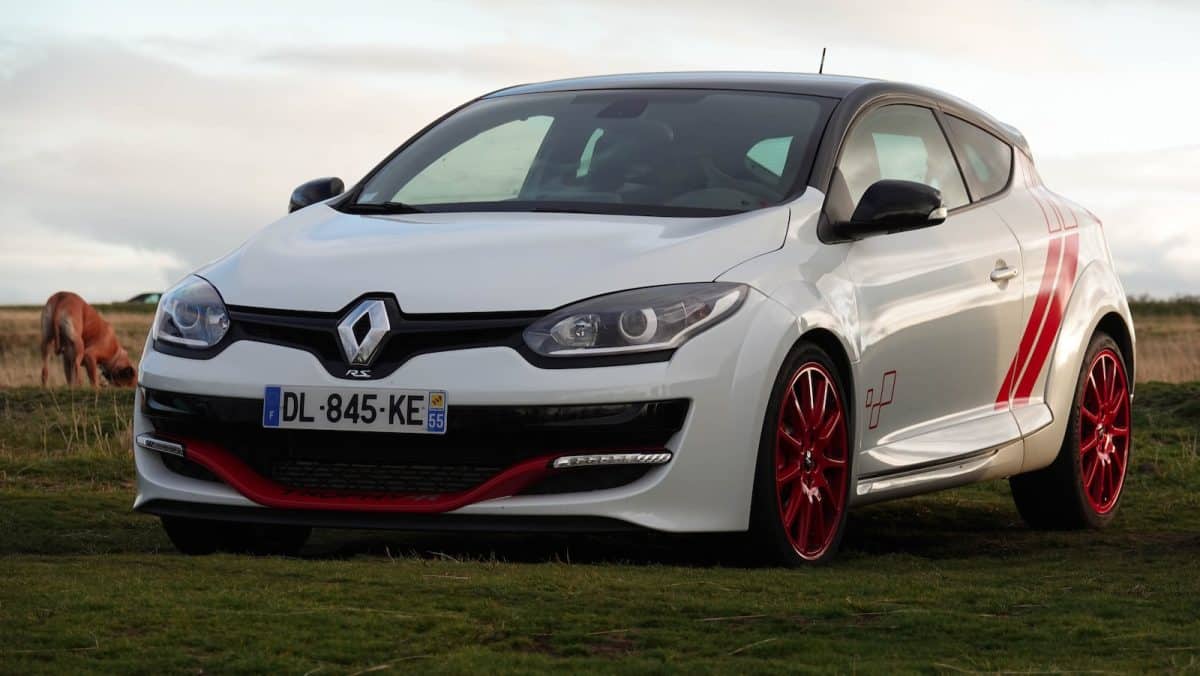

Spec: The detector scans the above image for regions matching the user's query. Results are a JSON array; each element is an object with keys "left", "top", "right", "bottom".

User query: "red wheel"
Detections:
[
  {"left": 1011, "top": 331, "right": 1132, "bottom": 529},
  {"left": 1078, "top": 348, "right": 1130, "bottom": 515},
  {"left": 774, "top": 363, "right": 850, "bottom": 559},
  {"left": 750, "top": 343, "right": 853, "bottom": 565}
]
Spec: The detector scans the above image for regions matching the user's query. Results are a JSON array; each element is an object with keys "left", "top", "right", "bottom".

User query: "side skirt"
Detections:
[{"left": 851, "top": 440, "right": 1024, "bottom": 506}]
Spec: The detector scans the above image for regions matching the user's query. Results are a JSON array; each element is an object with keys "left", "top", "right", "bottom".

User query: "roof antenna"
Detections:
[{"left": 818, "top": 47, "right": 827, "bottom": 74}]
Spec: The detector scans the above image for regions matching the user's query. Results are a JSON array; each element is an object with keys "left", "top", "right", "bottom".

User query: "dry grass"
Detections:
[
  {"left": 0, "top": 308, "right": 151, "bottom": 387},
  {"left": 0, "top": 388, "right": 134, "bottom": 492},
  {"left": 0, "top": 305, "right": 1196, "bottom": 386},
  {"left": 0, "top": 389, "right": 133, "bottom": 454},
  {"left": 1132, "top": 314, "right": 1200, "bottom": 383}
]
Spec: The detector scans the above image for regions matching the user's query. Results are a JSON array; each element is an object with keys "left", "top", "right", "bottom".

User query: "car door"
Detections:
[{"left": 833, "top": 104, "right": 1025, "bottom": 477}]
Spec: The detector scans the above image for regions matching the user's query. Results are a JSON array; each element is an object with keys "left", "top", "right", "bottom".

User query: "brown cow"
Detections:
[{"left": 40, "top": 292, "right": 137, "bottom": 388}]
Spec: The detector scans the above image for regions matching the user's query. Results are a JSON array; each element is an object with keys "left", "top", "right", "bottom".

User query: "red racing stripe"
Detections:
[
  {"left": 1046, "top": 193, "right": 1065, "bottom": 230},
  {"left": 995, "top": 236, "right": 1064, "bottom": 405},
  {"left": 1061, "top": 199, "right": 1079, "bottom": 229},
  {"left": 1014, "top": 232, "right": 1080, "bottom": 400}
]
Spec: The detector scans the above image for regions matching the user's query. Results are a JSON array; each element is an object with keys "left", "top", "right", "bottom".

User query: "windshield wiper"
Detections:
[{"left": 343, "top": 201, "right": 426, "bottom": 214}]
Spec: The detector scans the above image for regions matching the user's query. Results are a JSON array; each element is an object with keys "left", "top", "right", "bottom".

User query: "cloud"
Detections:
[
  {"left": 0, "top": 213, "right": 184, "bottom": 303},
  {"left": 0, "top": 38, "right": 464, "bottom": 294},
  {"left": 0, "top": 6, "right": 1196, "bottom": 303},
  {"left": 0, "top": 32, "right": 671, "bottom": 295},
  {"left": 256, "top": 42, "right": 618, "bottom": 82},
  {"left": 1039, "top": 146, "right": 1200, "bottom": 296},
  {"left": 495, "top": 0, "right": 1095, "bottom": 72}
]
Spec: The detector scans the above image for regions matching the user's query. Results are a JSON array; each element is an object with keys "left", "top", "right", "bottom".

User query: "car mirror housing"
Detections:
[
  {"left": 289, "top": 177, "right": 345, "bottom": 213},
  {"left": 832, "top": 179, "right": 947, "bottom": 240}
]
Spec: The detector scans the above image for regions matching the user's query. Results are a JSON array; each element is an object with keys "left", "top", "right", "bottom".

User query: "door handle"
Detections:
[{"left": 990, "top": 265, "right": 1019, "bottom": 283}]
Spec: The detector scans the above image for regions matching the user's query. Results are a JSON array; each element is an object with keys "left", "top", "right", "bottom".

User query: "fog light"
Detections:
[
  {"left": 136, "top": 434, "right": 185, "bottom": 457},
  {"left": 552, "top": 452, "right": 672, "bottom": 469}
]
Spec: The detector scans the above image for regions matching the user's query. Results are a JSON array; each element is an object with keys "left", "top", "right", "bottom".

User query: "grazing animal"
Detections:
[{"left": 40, "top": 292, "right": 137, "bottom": 388}]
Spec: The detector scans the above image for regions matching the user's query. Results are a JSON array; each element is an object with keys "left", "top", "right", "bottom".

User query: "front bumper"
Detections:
[
  {"left": 138, "top": 390, "right": 686, "bottom": 511},
  {"left": 133, "top": 290, "right": 798, "bottom": 532}
]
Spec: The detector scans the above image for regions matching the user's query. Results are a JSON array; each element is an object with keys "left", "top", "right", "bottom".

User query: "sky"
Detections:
[{"left": 0, "top": 0, "right": 1197, "bottom": 302}]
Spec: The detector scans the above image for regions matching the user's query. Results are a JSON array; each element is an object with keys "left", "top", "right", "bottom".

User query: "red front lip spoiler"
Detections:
[{"left": 159, "top": 435, "right": 560, "bottom": 513}]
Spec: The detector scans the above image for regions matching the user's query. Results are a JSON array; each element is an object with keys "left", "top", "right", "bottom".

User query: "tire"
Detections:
[
  {"left": 161, "top": 516, "right": 225, "bottom": 555},
  {"left": 748, "top": 342, "right": 853, "bottom": 565},
  {"left": 1010, "top": 332, "right": 1132, "bottom": 530},
  {"left": 162, "top": 516, "right": 311, "bottom": 556}
]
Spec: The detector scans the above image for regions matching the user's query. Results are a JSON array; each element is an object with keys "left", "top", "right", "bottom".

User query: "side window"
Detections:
[
  {"left": 393, "top": 116, "right": 553, "bottom": 204},
  {"left": 746, "top": 136, "right": 793, "bottom": 178},
  {"left": 944, "top": 116, "right": 1013, "bottom": 200},
  {"left": 836, "top": 104, "right": 970, "bottom": 209}
]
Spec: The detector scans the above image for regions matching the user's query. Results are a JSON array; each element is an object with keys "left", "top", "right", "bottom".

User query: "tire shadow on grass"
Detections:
[
  {"left": 294, "top": 499, "right": 1166, "bottom": 566},
  {"left": 9, "top": 489, "right": 1193, "bottom": 566},
  {"left": 297, "top": 494, "right": 1200, "bottom": 566},
  {"left": 302, "top": 530, "right": 747, "bottom": 567}
]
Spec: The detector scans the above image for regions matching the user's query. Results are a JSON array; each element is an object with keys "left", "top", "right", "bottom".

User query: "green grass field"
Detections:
[{"left": 2, "top": 384, "right": 1199, "bottom": 674}]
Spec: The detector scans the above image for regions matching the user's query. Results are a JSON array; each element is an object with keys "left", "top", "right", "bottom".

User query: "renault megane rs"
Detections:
[{"left": 133, "top": 72, "right": 1135, "bottom": 564}]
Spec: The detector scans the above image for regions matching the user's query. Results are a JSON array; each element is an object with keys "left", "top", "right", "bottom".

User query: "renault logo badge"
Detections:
[{"left": 337, "top": 299, "right": 389, "bottom": 365}]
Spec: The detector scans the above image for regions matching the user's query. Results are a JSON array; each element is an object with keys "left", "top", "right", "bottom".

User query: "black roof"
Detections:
[
  {"left": 487, "top": 71, "right": 877, "bottom": 100},
  {"left": 486, "top": 71, "right": 1027, "bottom": 153}
]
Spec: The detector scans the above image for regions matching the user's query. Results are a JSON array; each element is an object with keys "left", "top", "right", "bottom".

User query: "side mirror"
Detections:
[
  {"left": 289, "top": 177, "right": 345, "bottom": 213},
  {"left": 832, "top": 179, "right": 947, "bottom": 240}
]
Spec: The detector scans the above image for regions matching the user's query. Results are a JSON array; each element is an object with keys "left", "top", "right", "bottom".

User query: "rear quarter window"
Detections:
[{"left": 945, "top": 115, "right": 1013, "bottom": 200}]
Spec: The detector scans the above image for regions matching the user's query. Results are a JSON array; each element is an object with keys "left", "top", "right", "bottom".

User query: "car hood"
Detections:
[{"left": 199, "top": 204, "right": 793, "bottom": 313}]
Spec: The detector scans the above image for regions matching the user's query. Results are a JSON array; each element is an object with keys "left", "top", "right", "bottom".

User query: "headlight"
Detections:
[
  {"left": 152, "top": 276, "right": 231, "bottom": 349},
  {"left": 523, "top": 283, "right": 748, "bottom": 357}
]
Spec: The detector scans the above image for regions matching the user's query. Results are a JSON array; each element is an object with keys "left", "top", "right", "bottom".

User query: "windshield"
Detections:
[{"left": 348, "top": 89, "right": 835, "bottom": 217}]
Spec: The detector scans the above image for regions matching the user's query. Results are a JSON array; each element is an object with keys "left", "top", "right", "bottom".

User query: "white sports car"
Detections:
[{"left": 134, "top": 72, "right": 1135, "bottom": 564}]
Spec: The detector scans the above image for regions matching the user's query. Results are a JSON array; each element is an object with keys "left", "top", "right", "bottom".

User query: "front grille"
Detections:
[
  {"left": 227, "top": 298, "right": 542, "bottom": 380},
  {"left": 143, "top": 389, "right": 686, "bottom": 497},
  {"left": 270, "top": 459, "right": 501, "bottom": 494}
]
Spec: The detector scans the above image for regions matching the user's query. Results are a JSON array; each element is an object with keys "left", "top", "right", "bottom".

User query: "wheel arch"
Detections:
[
  {"left": 799, "top": 327, "right": 857, "bottom": 427},
  {"left": 1021, "top": 260, "right": 1134, "bottom": 472},
  {"left": 1095, "top": 311, "right": 1135, "bottom": 388},
  {"left": 1048, "top": 261, "right": 1136, "bottom": 411}
]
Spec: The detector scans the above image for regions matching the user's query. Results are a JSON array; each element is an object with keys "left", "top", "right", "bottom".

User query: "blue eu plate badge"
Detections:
[
  {"left": 263, "top": 386, "right": 282, "bottom": 427},
  {"left": 426, "top": 391, "right": 447, "bottom": 433}
]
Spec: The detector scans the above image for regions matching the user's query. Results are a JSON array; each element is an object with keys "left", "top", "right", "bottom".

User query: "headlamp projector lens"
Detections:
[{"left": 618, "top": 308, "right": 657, "bottom": 344}]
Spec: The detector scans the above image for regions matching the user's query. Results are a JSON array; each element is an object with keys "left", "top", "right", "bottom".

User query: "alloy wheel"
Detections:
[
  {"left": 1078, "top": 348, "right": 1130, "bottom": 515},
  {"left": 774, "top": 363, "right": 850, "bottom": 560}
]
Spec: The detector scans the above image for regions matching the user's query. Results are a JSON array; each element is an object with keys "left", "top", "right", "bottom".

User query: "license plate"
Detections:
[{"left": 262, "top": 386, "right": 447, "bottom": 434}]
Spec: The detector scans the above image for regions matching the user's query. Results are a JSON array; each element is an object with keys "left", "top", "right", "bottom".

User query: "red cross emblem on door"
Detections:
[{"left": 865, "top": 371, "right": 897, "bottom": 430}]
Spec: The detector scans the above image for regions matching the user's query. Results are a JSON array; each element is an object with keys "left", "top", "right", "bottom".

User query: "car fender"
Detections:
[
  {"left": 717, "top": 191, "right": 861, "bottom": 368},
  {"left": 695, "top": 280, "right": 856, "bottom": 532},
  {"left": 708, "top": 290, "right": 805, "bottom": 530},
  {"left": 1020, "top": 258, "right": 1135, "bottom": 472},
  {"left": 712, "top": 196, "right": 861, "bottom": 519}
]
